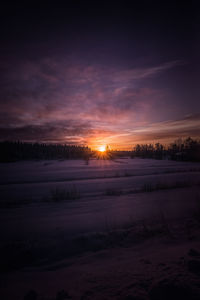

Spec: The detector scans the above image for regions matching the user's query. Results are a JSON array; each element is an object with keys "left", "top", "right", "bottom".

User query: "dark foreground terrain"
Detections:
[
  {"left": 2, "top": 219, "right": 200, "bottom": 300},
  {"left": 1, "top": 159, "right": 200, "bottom": 299}
]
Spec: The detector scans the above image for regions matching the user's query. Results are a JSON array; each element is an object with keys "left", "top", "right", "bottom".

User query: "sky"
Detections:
[{"left": 0, "top": 1, "right": 200, "bottom": 149}]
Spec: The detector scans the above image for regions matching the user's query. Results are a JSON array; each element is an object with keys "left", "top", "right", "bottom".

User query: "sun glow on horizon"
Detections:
[{"left": 98, "top": 145, "right": 106, "bottom": 152}]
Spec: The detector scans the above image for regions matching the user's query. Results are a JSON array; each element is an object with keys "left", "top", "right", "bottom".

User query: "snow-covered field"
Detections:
[
  {"left": 1, "top": 158, "right": 200, "bottom": 237},
  {"left": 1, "top": 158, "right": 200, "bottom": 299}
]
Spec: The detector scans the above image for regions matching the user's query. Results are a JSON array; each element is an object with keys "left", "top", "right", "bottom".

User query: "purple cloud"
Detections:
[{"left": 0, "top": 57, "right": 197, "bottom": 147}]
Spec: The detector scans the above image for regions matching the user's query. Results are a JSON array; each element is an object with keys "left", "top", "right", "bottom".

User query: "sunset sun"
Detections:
[{"left": 99, "top": 145, "right": 106, "bottom": 152}]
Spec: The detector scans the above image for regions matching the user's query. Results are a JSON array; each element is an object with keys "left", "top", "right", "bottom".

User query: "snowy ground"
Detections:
[{"left": 1, "top": 158, "right": 200, "bottom": 299}]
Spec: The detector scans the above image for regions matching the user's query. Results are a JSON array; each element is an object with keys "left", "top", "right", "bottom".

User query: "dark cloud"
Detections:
[{"left": 0, "top": 120, "right": 91, "bottom": 144}]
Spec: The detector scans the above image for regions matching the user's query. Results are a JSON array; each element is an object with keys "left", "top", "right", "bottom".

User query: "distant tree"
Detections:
[
  {"left": 131, "top": 137, "right": 200, "bottom": 162},
  {"left": 0, "top": 141, "right": 93, "bottom": 162}
]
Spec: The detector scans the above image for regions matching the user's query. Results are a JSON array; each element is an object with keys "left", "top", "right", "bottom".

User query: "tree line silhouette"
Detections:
[
  {"left": 131, "top": 137, "right": 200, "bottom": 161},
  {"left": 0, "top": 137, "right": 200, "bottom": 162},
  {"left": 0, "top": 141, "right": 92, "bottom": 162}
]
